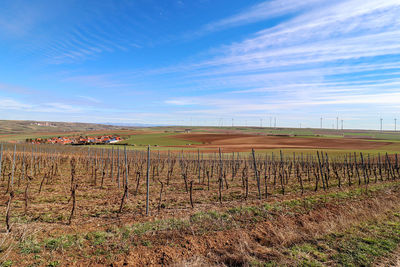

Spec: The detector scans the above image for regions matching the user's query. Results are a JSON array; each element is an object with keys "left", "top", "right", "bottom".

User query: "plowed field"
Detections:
[{"left": 170, "top": 133, "right": 392, "bottom": 152}]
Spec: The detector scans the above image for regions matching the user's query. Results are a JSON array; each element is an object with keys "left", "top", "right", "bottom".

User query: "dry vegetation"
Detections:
[{"left": 0, "top": 142, "right": 399, "bottom": 266}]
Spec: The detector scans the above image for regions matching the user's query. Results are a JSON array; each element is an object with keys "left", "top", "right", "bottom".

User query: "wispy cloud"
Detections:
[
  {"left": 0, "top": 98, "right": 84, "bottom": 113},
  {"left": 0, "top": 1, "right": 143, "bottom": 64},
  {"left": 0, "top": 83, "right": 36, "bottom": 94},
  {"left": 198, "top": 0, "right": 329, "bottom": 34},
  {"left": 64, "top": 74, "right": 134, "bottom": 88},
  {"left": 165, "top": 91, "right": 400, "bottom": 124},
  {"left": 77, "top": 95, "right": 101, "bottom": 103},
  {"left": 0, "top": 98, "right": 32, "bottom": 109},
  {"left": 161, "top": 0, "right": 400, "bottom": 126}
]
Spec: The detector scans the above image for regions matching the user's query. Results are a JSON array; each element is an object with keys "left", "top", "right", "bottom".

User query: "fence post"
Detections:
[
  {"left": 124, "top": 145, "right": 128, "bottom": 199},
  {"left": 110, "top": 146, "right": 114, "bottom": 181},
  {"left": 117, "top": 147, "right": 120, "bottom": 188},
  {"left": 146, "top": 145, "right": 150, "bottom": 216},
  {"left": 218, "top": 148, "right": 223, "bottom": 204}
]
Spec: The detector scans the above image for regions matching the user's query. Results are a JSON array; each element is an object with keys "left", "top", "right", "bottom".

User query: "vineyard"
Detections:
[{"left": 1, "top": 142, "right": 400, "bottom": 266}]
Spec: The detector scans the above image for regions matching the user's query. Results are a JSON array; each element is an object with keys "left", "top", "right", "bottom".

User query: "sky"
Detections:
[{"left": 1, "top": 0, "right": 400, "bottom": 130}]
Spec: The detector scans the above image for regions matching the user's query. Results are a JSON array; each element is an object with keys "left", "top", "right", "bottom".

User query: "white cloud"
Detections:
[
  {"left": 77, "top": 95, "right": 101, "bottom": 103},
  {"left": 0, "top": 98, "right": 83, "bottom": 113},
  {"left": 64, "top": 74, "right": 134, "bottom": 88},
  {"left": 0, "top": 98, "right": 32, "bottom": 109},
  {"left": 200, "top": 0, "right": 328, "bottom": 34}
]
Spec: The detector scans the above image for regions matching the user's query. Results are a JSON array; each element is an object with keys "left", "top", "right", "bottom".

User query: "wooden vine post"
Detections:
[
  {"left": 218, "top": 148, "right": 223, "bottom": 204},
  {"left": 118, "top": 145, "right": 129, "bottom": 213},
  {"left": 146, "top": 145, "right": 150, "bottom": 216},
  {"left": 189, "top": 180, "right": 194, "bottom": 208},
  {"left": 68, "top": 158, "right": 77, "bottom": 225},
  {"left": 124, "top": 145, "right": 129, "bottom": 199},
  {"left": 5, "top": 144, "right": 16, "bottom": 232}
]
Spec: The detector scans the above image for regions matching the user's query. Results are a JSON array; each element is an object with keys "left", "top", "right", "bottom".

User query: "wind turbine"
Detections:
[{"left": 336, "top": 116, "right": 339, "bottom": 130}]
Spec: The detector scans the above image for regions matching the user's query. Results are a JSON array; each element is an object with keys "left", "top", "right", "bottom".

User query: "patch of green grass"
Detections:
[
  {"left": 290, "top": 243, "right": 328, "bottom": 266},
  {"left": 0, "top": 260, "right": 13, "bottom": 267},
  {"left": 37, "top": 213, "right": 65, "bottom": 223},
  {"left": 119, "top": 226, "right": 131, "bottom": 240},
  {"left": 93, "top": 248, "right": 108, "bottom": 255},
  {"left": 363, "top": 132, "right": 400, "bottom": 141},
  {"left": 89, "top": 208, "right": 113, "bottom": 218},
  {"left": 119, "top": 133, "right": 201, "bottom": 146},
  {"left": 85, "top": 231, "right": 108, "bottom": 246},
  {"left": 19, "top": 237, "right": 41, "bottom": 254},
  {"left": 227, "top": 205, "right": 271, "bottom": 222},
  {"left": 286, "top": 213, "right": 400, "bottom": 266},
  {"left": 44, "top": 238, "right": 66, "bottom": 251},
  {"left": 141, "top": 240, "right": 152, "bottom": 247},
  {"left": 44, "top": 235, "right": 82, "bottom": 251},
  {"left": 46, "top": 261, "right": 59, "bottom": 267},
  {"left": 249, "top": 258, "right": 275, "bottom": 266}
]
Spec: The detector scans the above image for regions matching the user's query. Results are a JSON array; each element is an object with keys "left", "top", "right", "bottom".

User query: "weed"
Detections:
[
  {"left": 1, "top": 260, "right": 13, "bottom": 267},
  {"left": 44, "top": 235, "right": 78, "bottom": 251},
  {"left": 85, "top": 231, "right": 108, "bottom": 246},
  {"left": 46, "top": 261, "right": 59, "bottom": 267},
  {"left": 19, "top": 237, "right": 41, "bottom": 254},
  {"left": 141, "top": 240, "right": 152, "bottom": 247}
]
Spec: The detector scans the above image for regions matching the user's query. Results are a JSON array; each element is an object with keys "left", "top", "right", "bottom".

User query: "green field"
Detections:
[{"left": 118, "top": 133, "right": 201, "bottom": 146}]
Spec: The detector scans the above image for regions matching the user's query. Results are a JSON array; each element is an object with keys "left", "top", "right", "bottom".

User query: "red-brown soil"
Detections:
[{"left": 170, "top": 133, "right": 392, "bottom": 152}]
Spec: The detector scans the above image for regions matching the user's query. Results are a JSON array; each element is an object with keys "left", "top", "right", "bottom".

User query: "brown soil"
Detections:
[
  {"left": 171, "top": 133, "right": 392, "bottom": 152},
  {"left": 94, "top": 186, "right": 400, "bottom": 265},
  {"left": 4, "top": 181, "right": 399, "bottom": 266}
]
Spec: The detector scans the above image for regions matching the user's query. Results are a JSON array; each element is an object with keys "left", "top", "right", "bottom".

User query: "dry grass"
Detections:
[{"left": 2, "top": 182, "right": 396, "bottom": 265}]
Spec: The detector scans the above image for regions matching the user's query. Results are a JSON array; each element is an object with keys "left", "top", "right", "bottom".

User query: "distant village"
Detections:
[{"left": 27, "top": 135, "right": 122, "bottom": 145}]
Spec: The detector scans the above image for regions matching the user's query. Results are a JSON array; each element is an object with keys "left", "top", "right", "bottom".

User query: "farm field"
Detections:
[
  {"left": 119, "top": 132, "right": 202, "bottom": 147},
  {"left": 169, "top": 133, "right": 396, "bottom": 152},
  {"left": 3, "top": 125, "right": 400, "bottom": 153},
  {"left": 0, "top": 126, "right": 400, "bottom": 266}
]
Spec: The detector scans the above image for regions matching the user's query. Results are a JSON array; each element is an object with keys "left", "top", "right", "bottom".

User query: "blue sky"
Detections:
[{"left": 1, "top": 0, "right": 400, "bottom": 130}]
